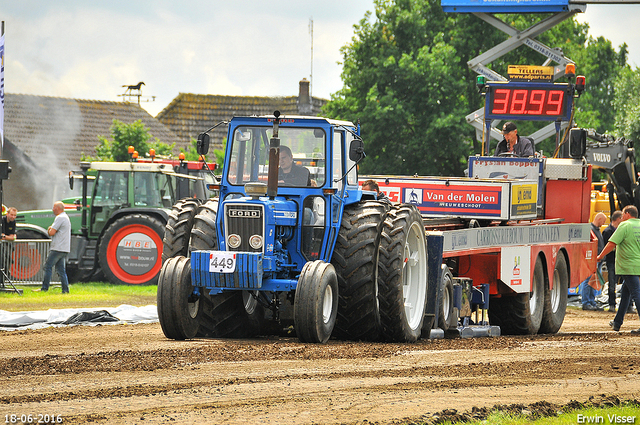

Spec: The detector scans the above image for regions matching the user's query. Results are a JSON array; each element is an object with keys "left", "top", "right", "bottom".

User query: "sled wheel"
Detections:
[
  {"left": 539, "top": 253, "right": 568, "bottom": 334},
  {"left": 490, "top": 255, "right": 545, "bottom": 335},
  {"left": 437, "top": 265, "right": 454, "bottom": 332}
]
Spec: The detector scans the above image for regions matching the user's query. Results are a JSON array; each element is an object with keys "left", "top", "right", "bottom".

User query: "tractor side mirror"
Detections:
[
  {"left": 197, "top": 133, "right": 210, "bottom": 156},
  {"left": 348, "top": 139, "right": 365, "bottom": 162},
  {"left": 569, "top": 128, "right": 587, "bottom": 159}
]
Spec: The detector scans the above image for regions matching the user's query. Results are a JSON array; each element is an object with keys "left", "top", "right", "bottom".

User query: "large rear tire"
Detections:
[
  {"left": 294, "top": 260, "right": 339, "bottom": 343},
  {"left": 9, "top": 229, "right": 47, "bottom": 281},
  {"left": 157, "top": 256, "right": 200, "bottom": 340},
  {"left": 162, "top": 198, "right": 203, "bottom": 262},
  {"left": 489, "top": 256, "right": 545, "bottom": 335},
  {"left": 98, "top": 214, "right": 165, "bottom": 285},
  {"left": 539, "top": 254, "right": 568, "bottom": 334},
  {"left": 330, "top": 201, "right": 388, "bottom": 341},
  {"left": 189, "top": 199, "right": 262, "bottom": 338},
  {"left": 378, "top": 204, "right": 428, "bottom": 342}
]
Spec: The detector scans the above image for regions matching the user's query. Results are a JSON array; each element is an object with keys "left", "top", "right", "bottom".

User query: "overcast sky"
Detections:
[{"left": 3, "top": 1, "right": 639, "bottom": 117}]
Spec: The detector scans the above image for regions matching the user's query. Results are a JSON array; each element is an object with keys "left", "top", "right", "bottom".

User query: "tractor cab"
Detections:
[{"left": 197, "top": 113, "right": 365, "bottom": 287}]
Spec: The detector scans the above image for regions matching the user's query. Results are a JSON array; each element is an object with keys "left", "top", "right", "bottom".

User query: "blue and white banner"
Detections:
[{"left": 0, "top": 33, "right": 4, "bottom": 149}]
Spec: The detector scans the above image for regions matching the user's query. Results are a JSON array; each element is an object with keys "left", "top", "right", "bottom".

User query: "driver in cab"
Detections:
[
  {"left": 278, "top": 145, "right": 311, "bottom": 186},
  {"left": 494, "top": 122, "right": 534, "bottom": 157}
]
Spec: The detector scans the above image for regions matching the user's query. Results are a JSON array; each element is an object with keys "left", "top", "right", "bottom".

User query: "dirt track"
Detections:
[{"left": 1, "top": 308, "right": 640, "bottom": 424}]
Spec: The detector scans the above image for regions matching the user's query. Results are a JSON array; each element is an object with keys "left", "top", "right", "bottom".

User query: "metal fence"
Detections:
[{"left": 0, "top": 240, "right": 59, "bottom": 286}]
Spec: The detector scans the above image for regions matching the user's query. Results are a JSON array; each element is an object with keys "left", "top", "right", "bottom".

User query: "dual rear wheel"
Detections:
[{"left": 489, "top": 254, "right": 568, "bottom": 335}]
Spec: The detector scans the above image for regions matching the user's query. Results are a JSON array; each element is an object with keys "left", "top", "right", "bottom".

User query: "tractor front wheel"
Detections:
[
  {"left": 157, "top": 255, "right": 200, "bottom": 340},
  {"left": 294, "top": 260, "right": 339, "bottom": 343}
]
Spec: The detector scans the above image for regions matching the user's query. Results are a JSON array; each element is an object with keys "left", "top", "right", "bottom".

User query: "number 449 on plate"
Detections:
[{"left": 209, "top": 251, "right": 237, "bottom": 273}]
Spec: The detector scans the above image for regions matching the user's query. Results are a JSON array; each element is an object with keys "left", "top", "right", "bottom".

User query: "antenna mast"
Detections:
[{"left": 309, "top": 17, "right": 313, "bottom": 97}]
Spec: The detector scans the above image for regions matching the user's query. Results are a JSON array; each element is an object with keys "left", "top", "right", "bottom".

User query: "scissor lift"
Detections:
[{"left": 442, "top": 0, "right": 638, "bottom": 152}]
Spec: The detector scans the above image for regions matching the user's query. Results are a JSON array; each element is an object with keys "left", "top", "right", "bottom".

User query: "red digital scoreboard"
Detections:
[{"left": 485, "top": 82, "right": 573, "bottom": 121}]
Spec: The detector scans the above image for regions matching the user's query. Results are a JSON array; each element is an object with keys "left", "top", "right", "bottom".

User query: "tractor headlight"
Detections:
[
  {"left": 228, "top": 234, "right": 241, "bottom": 249},
  {"left": 249, "top": 234, "right": 263, "bottom": 250}
]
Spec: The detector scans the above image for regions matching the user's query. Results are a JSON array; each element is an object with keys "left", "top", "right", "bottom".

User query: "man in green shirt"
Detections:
[{"left": 597, "top": 205, "right": 640, "bottom": 332}]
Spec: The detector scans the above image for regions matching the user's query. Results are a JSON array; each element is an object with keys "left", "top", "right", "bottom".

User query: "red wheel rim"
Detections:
[
  {"left": 10, "top": 245, "right": 42, "bottom": 280},
  {"left": 105, "top": 223, "right": 163, "bottom": 284}
]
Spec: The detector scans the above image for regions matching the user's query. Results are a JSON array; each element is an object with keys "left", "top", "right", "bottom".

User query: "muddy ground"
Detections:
[{"left": 1, "top": 308, "right": 639, "bottom": 424}]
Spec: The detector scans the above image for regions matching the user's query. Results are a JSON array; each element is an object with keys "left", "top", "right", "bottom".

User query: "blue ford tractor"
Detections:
[{"left": 158, "top": 112, "right": 431, "bottom": 343}]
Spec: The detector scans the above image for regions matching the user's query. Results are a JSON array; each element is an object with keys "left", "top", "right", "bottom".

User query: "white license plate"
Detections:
[{"left": 208, "top": 251, "right": 237, "bottom": 273}]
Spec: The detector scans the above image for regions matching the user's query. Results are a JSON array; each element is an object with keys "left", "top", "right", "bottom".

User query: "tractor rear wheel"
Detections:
[
  {"left": 189, "top": 199, "right": 262, "bottom": 338},
  {"left": 489, "top": 256, "right": 545, "bottom": 335},
  {"left": 331, "top": 201, "right": 388, "bottom": 341},
  {"left": 162, "top": 198, "right": 203, "bottom": 262},
  {"left": 377, "top": 204, "right": 428, "bottom": 342},
  {"left": 157, "top": 255, "right": 200, "bottom": 340},
  {"left": 98, "top": 214, "right": 165, "bottom": 285},
  {"left": 294, "top": 260, "right": 339, "bottom": 343},
  {"left": 539, "top": 254, "right": 568, "bottom": 334}
]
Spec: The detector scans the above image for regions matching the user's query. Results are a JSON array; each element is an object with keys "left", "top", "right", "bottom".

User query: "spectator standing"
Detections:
[
  {"left": 597, "top": 205, "right": 640, "bottom": 332},
  {"left": 602, "top": 210, "right": 623, "bottom": 312},
  {"left": 1, "top": 207, "right": 17, "bottom": 241},
  {"left": 580, "top": 212, "right": 607, "bottom": 311},
  {"left": 38, "top": 201, "right": 71, "bottom": 294}
]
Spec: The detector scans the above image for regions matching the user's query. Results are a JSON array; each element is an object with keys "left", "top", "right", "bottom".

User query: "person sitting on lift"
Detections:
[
  {"left": 278, "top": 145, "right": 311, "bottom": 186},
  {"left": 494, "top": 122, "right": 534, "bottom": 157}
]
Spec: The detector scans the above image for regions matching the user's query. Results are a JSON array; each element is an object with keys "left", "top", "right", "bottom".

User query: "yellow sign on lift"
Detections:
[{"left": 508, "top": 65, "right": 554, "bottom": 82}]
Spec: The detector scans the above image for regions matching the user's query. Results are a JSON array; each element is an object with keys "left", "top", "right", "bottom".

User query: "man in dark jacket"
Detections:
[
  {"left": 603, "top": 210, "right": 623, "bottom": 311},
  {"left": 581, "top": 212, "right": 607, "bottom": 310},
  {"left": 494, "top": 122, "right": 535, "bottom": 157},
  {"left": 278, "top": 146, "right": 311, "bottom": 187}
]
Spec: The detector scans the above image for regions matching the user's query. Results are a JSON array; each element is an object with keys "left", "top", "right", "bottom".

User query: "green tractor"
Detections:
[{"left": 16, "top": 157, "right": 216, "bottom": 285}]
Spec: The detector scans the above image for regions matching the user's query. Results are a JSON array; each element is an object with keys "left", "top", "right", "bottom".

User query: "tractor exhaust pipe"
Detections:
[{"left": 267, "top": 111, "right": 281, "bottom": 199}]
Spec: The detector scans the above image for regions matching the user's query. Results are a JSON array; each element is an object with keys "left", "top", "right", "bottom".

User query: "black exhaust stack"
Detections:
[{"left": 267, "top": 111, "right": 281, "bottom": 199}]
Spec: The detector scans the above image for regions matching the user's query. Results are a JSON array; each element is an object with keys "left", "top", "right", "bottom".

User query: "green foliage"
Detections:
[
  {"left": 85, "top": 119, "right": 175, "bottom": 162},
  {"left": 325, "top": 1, "right": 630, "bottom": 176},
  {"left": 614, "top": 66, "right": 640, "bottom": 142},
  {"left": 324, "top": 0, "right": 473, "bottom": 176},
  {"left": 180, "top": 138, "right": 226, "bottom": 175}
]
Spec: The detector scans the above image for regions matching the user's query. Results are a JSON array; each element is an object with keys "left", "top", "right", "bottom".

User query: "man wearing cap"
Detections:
[{"left": 494, "top": 122, "right": 535, "bottom": 157}]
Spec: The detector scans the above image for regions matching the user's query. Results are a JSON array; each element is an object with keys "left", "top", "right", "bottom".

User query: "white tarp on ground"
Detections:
[{"left": 0, "top": 304, "right": 158, "bottom": 331}]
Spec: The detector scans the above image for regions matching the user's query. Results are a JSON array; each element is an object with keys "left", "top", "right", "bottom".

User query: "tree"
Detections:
[
  {"left": 614, "top": 66, "right": 640, "bottom": 143},
  {"left": 88, "top": 119, "right": 174, "bottom": 161},
  {"left": 324, "top": 0, "right": 473, "bottom": 176}
]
